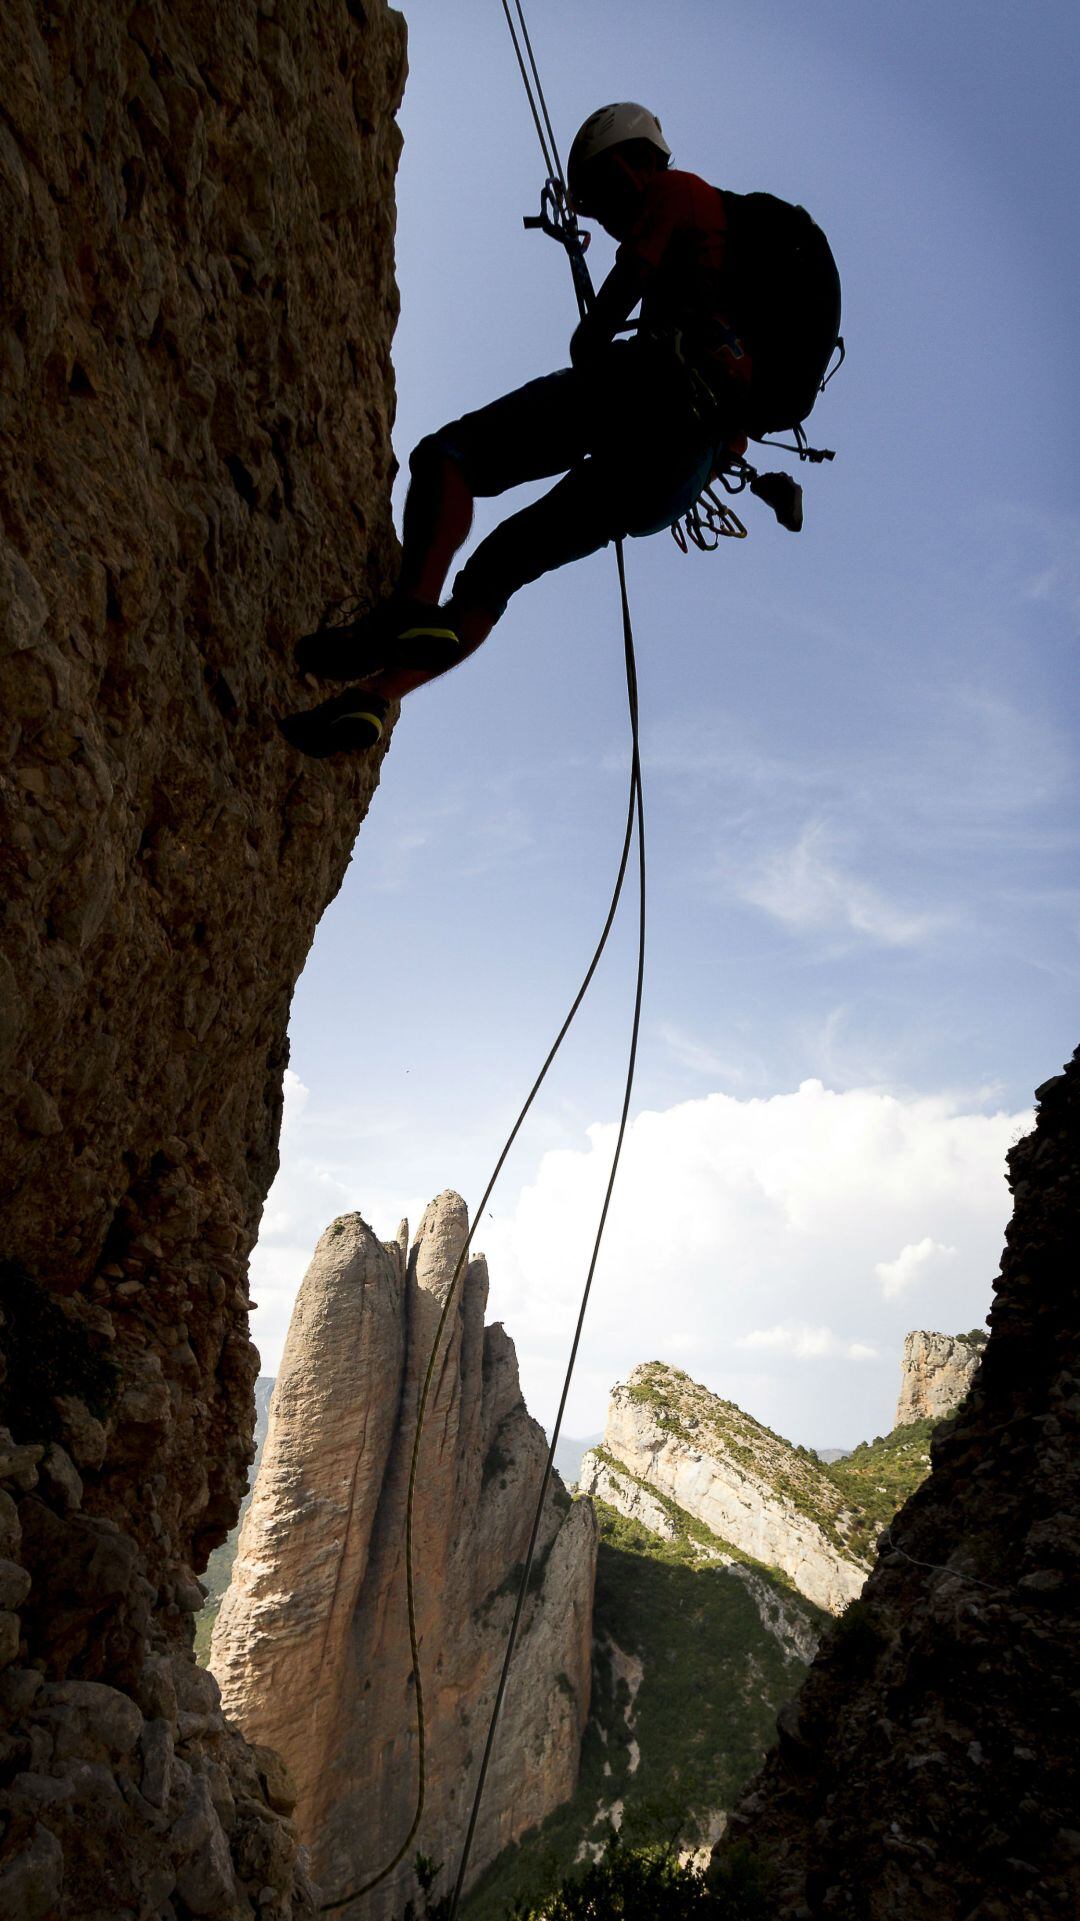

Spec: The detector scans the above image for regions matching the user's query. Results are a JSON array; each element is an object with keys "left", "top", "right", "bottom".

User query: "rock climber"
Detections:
[{"left": 280, "top": 103, "right": 839, "bottom": 757}]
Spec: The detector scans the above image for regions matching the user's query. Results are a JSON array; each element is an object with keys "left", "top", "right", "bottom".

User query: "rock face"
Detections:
[
  {"left": 894, "top": 1328, "right": 987, "bottom": 1426},
  {"left": 211, "top": 1194, "right": 597, "bottom": 1918},
  {"left": 580, "top": 1365, "right": 868, "bottom": 1614},
  {"left": 718, "top": 1051, "right": 1080, "bottom": 1919},
  {"left": 580, "top": 1449, "right": 680, "bottom": 1542},
  {"left": 197, "top": 1376, "right": 277, "bottom": 1659},
  {"left": 0, "top": 1, "right": 406, "bottom": 1911}
]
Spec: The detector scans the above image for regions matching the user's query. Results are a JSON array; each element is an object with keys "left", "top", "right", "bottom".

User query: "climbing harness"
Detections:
[{"left": 320, "top": 7, "right": 647, "bottom": 1915}]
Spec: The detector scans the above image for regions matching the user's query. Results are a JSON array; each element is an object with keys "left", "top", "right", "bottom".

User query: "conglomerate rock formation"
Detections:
[
  {"left": 894, "top": 1327, "right": 987, "bottom": 1427},
  {"left": 211, "top": 1194, "right": 597, "bottom": 1919},
  {"left": 579, "top": 1364, "right": 868, "bottom": 1614},
  {"left": 0, "top": 1, "right": 406, "bottom": 1912},
  {"left": 719, "top": 1051, "right": 1080, "bottom": 1920}
]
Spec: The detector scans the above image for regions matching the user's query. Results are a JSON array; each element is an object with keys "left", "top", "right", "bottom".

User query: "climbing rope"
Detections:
[
  {"left": 878, "top": 1525, "right": 1005, "bottom": 1594},
  {"left": 319, "top": 8, "right": 647, "bottom": 1914},
  {"left": 320, "top": 708, "right": 642, "bottom": 1913},
  {"left": 499, "top": 0, "right": 564, "bottom": 190},
  {"left": 448, "top": 541, "right": 644, "bottom": 1919}
]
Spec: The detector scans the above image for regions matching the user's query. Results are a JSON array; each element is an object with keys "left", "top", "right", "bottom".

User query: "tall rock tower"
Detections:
[{"left": 212, "top": 1195, "right": 597, "bottom": 1920}]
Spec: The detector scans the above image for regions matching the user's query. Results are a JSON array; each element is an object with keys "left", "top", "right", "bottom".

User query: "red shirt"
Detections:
[{"left": 617, "top": 168, "right": 750, "bottom": 383}]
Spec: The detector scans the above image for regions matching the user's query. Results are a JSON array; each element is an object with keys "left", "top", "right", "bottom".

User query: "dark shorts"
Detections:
[{"left": 420, "top": 337, "right": 738, "bottom": 619}]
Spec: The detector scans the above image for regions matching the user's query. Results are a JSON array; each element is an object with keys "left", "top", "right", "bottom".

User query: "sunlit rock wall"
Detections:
[
  {"left": 581, "top": 1365, "right": 868, "bottom": 1614},
  {"left": 894, "top": 1328, "right": 987, "bottom": 1427}
]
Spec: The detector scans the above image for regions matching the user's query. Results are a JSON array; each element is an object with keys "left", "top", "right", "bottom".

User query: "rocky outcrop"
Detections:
[
  {"left": 211, "top": 1194, "right": 597, "bottom": 1919},
  {"left": 197, "top": 1377, "right": 277, "bottom": 1660},
  {"left": 725, "top": 1565, "right": 821, "bottom": 1666},
  {"left": 580, "top": 1366, "right": 868, "bottom": 1614},
  {"left": 718, "top": 1051, "right": 1080, "bottom": 1919},
  {"left": 578, "top": 1448, "right": 679, "bottom": 1541},
  {"left": 894, "top": 1328, "right": 987, "bottom": 1426},
  {"left": 0, "top": 1, "right": 406, "bottom": 1911}
]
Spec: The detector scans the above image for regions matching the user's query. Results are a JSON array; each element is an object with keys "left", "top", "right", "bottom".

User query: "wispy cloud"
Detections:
[
  {"left": 740, "top": 820, "right": 942, "bottom": 947},
  {"left": 656, "top": 1020, "right": 762, "bottom": 1085}
]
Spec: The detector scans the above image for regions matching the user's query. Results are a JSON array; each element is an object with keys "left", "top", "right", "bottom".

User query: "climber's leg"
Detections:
[
  {"left": 398, "top": 436, "right": 475, "bottom": 604},
  {"left": 296, "top": 370, "right": 595, "bottom": 687},
  {"left": 362, "top": 357, "right": 724, "bottom": 702}
]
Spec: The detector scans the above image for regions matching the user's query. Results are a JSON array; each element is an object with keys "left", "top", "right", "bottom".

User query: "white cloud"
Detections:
[
  {"left": 741, "top": 821, "right": 940, "bottom": 947},
  {"left": 875, "top": 1236, "right": 957, "bottom": 1301},
  {"left": 476, "top": 1080, "right": 1027, "bottom": 1447},
  {"left": 249, "top": 1075, "right": 1028, "bottom": 1451},
  {"left": 737, "top": 1324, "right": 879, "bottom": 1362}
]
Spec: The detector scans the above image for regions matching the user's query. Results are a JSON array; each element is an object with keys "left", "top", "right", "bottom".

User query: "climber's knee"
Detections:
[{"left": 410, "top": 431, "right": 455, "bottom": 484}]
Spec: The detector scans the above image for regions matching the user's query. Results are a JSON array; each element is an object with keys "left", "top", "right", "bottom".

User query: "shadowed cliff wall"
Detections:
[
  {"left": 718, "top": 1051, "right": 1080, "bottom": 1920},
  {"left": 0, "top": 2, "right": 406, "bottom": 1912}
]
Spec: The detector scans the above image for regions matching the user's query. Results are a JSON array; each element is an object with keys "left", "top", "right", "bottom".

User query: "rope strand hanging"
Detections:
[{"left": 320, "top": 4, "right": 647, "bottom": 1909}]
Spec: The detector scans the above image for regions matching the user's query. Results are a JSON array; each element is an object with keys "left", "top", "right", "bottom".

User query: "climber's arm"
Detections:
[{"left": 569, "top": 256, "right": 647, "bottom": 367}]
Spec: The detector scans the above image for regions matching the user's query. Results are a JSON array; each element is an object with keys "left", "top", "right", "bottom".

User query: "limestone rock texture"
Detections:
[
  {"left": 718, "top": 1051, "right": 1080, "bottom": 1919},
  {"left": 578, "top": 1449, "right": 678, "bottom": 1543},
  {"left": 0, "top": 1, "right": 406, "bottom": 1912},
  {"left": 894, "top": 1327, "right": 987, "bottom": 1427},
  {"left": 580, "top": 1365, "right": 868, "bottom": 1614},
  {"left": 211, "top": 1194, "right": 597, "bottom": 1919}
]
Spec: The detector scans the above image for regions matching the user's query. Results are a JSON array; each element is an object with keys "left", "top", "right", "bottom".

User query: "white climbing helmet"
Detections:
[{"left": 567, "top": 102, "right": 671, "bottom": 212}]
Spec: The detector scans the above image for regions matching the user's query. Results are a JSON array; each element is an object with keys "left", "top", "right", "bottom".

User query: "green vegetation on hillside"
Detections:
[
  {"left": 821, "top": 1418, "right": 936, "bottom": 1560},
  {"left": 461, "top": 1497, "right": 823, "bottom": 1921},
  {"left": 412, "top": 1835, "right": 775, "bottom": 1919},
  {"left": 464, "top": 1366, "right": 948, "bottom": 1919},
  {"left": 193, "top": 1534, "right": 238, "bottom": 1664}
]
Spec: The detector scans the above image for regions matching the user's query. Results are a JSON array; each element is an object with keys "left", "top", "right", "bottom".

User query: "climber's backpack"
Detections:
[{"left": 722, "top": 189, "right": 842, "bottom": 440}]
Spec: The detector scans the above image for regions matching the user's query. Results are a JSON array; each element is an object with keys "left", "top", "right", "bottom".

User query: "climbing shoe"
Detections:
[
  {"left": 278, "top": 687, "right": 390, "bottom": 759},
  {"left": 294, "top": 591, "right": 461, "bottom": 681}
]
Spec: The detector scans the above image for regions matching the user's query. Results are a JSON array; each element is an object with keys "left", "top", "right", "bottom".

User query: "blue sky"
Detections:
[{"left": 252, "top": 0, "right": 1079, "bottom": 1447}]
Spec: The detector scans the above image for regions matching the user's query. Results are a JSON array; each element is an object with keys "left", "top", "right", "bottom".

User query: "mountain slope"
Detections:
[
  {"left": 466, "top": 1349, "right": 955, "bottom": 1920},
  {"left": 582, "top": 1363, "right": 869, "bottom": 1613}
]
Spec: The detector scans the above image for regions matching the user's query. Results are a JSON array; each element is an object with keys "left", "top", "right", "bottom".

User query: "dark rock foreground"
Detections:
[
  {"left": 1, "top": 1, "right": 405, "bottom": 1912},
  {"left": 719, "top": 1051, "right": 1080, "bottom": 1920}
]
